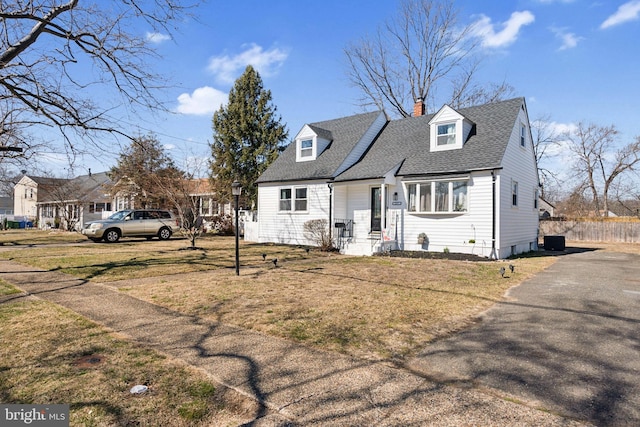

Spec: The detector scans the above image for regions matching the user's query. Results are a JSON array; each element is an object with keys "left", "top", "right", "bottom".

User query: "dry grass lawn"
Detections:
[
  {"left": 3, "top": 230, "right": 638, "bottom": 425},
  {"left": 0, "top": 299, "right": 261, "bottom": 426},
  {"left": 0, "top": 230, "right": 561, "bottom": 362}
]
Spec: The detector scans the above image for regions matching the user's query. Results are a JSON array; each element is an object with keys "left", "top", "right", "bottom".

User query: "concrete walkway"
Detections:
[{"left": 1, "top": 258, "right": 587, "bottom": 426}]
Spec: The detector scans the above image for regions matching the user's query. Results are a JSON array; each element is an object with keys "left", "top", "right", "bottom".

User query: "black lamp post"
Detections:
[{"left": 231, "top": 180, "right": 242, "bottom": 275}]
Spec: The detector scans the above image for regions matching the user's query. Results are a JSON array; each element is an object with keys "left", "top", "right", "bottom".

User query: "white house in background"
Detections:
[{"left": 253, "top": 97, "right": 540, "bottom": 259}]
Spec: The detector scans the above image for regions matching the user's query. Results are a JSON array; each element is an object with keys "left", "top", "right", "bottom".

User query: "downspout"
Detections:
[
  {"left": 491, "top": 170, "right": 497, "bottom": 260},
  {"left": 328, "top": 183, "right": 333, "bottom": 245},
  {"left": 381, "top": 183, "right": 386, "bottom": 238}
]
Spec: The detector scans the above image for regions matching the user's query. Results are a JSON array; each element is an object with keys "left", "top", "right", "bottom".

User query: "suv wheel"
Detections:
[
  {"left": 158, "top": 227, "right": 172, "bottom": 240},
  {"left": 104, "top": 229, "right": 121, "bottom": 243}
]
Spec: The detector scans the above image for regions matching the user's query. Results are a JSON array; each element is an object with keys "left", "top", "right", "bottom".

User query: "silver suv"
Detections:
[{"left": 81, "top": 209, "right": 177, "bottom": 243}]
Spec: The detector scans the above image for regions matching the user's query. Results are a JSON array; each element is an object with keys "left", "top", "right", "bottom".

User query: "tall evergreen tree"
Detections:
[
  {"left": 109, "top": 134, "right": 183, "bottom": 209},
  {"left": 210, "top": 65, "right": 288, "bottom": 208}
]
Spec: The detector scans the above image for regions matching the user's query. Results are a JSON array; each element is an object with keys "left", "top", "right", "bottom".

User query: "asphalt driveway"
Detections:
[{"left": 408, "top": 247, "right": 640, "bottom": 426}]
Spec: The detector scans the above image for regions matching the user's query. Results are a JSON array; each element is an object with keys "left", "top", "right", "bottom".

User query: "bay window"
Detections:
[{"left": 407, "top": 179, "right": 468, "bottom": 213}]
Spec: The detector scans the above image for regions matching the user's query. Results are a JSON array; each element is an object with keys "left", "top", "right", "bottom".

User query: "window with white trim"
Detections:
[
  {"left": 407, "top": 180, "right": 468, "bottom": 213},
  {"left": 520, "top": 124, "right": 526, "bottom": 147},
  {"left": 295, "top": 188, "right": 308, "bottom": 211},
  {"left": 300, "top": 139, "right": 313, "bottom": 158},
  {"left": 512, "top": 180, "right": 518, "bottom": 207},
  {"left": 437, "top": 123, "right": 456, "bottom": 146},
  {"left": 279, "top": 187, "right": 308, "bottom": 212},
  {"left": 279, "top": 188, "right": 291, "bottom": 211}
]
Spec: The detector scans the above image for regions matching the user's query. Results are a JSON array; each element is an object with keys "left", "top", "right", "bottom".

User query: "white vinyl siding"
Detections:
[
  {"left": 257, "top": 181, "right": 329, "bottom": 246},
  {"left": 400, "top": 173, "right": 494, "bottom": 257},
  {"left": 498, "top": 103, "right": 539, "bottom": 257}
]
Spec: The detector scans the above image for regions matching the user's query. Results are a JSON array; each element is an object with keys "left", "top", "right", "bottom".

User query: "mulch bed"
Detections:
[{"left": 380, "top": 250, "right": 494, "bottom": 262}]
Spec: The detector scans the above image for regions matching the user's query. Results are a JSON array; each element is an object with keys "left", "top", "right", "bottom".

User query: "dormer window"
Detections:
[
  {"left": 437, "top": 123, "right": 456, "bottom": 146},
  {"left": 300, "top": 139, "right": 313, "bottom": 158},
  {"left": 294, "top": 123, "right": 333, "bottom": 162},
  {"left": 296, "top": 137, "right": 317, "bottom": 162},
  {"left": 428, "top": 105, "right": 473, "bottom": 152}
]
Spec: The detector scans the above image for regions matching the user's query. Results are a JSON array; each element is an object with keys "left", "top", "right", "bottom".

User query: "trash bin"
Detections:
[{"left": 544, "top": 235, "right": 565, "bottom": 251}]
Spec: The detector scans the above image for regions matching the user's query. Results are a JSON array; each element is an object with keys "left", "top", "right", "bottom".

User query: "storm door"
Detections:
[{"left": 370, "top": 187, "right": 382, "bottom": 232}]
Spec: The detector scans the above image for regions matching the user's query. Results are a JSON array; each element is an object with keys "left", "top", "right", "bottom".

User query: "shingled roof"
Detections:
[
  {"left": 35, "top": 172, "right": 112, "bottom": 203},
  {"left": 257, "top": 97, "right": 525, "bottom": 184},
  {"left": 335, "top": 97, "right": 525, "bottom": 182},
  {"left": 256, "top": 111, "right": 383, "bottom": 183}
]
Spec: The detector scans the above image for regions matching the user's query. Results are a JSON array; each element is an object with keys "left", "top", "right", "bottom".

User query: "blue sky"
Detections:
[{"left": 61, "top": 0, "right": 640, "bottom": 177}]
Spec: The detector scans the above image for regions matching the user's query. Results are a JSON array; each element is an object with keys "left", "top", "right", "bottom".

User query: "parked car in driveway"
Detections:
[{"left": 81, "top": 209, "right": 178, "bottom": 243}]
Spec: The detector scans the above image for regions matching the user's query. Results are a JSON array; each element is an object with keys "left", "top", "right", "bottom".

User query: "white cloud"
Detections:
[
  {"left": 547, "top": 121, "right": 577, "bottom": 136},
  {"left": 601, "top": 0, "right": 640, "bottom": 29},
  {"left": 176, "top": 86, "right": 228, "bottom": 116},
  {"left": 146, "top": 32, "right": 171, "bottom": 44},
  {"left": 471, "top": 11, "right": 535, "bottom": 48},
  {"left": 207, "top": 43, "right": 289, "bottom": 84},
  {"left": 551, "top": 28, "right": 584, "bottom": 50}
]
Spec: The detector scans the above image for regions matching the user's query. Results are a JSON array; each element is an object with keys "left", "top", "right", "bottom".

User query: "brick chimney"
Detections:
[{"left": 413, "top": 98, "right": 425, "bottom": 117}]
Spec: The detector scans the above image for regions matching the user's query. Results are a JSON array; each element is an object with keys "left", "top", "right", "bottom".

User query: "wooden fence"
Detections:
[{"left": 539, "top": 219, "right": 640, "bottom": 243}]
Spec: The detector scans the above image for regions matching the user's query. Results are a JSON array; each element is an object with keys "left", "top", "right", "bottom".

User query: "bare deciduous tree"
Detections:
[
  {"left": 565, "top": 122, "right": 640, "bottom": 217},
  {"left": 154, "top": 175, "right": 209, "bottom": 249},
  {"left": 531, "top": 114, "right": 563, "bottom": 198},
  {"left": 344, "top": 0, "right": 512, "bottom": 117},
  {"left": 0, "top": 0, "right": 194, "bottom": 160}
]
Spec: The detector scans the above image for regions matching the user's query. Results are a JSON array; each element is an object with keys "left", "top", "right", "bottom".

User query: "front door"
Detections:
[{"left": 371, "top": 187, "right": 381, "bottom": 232}]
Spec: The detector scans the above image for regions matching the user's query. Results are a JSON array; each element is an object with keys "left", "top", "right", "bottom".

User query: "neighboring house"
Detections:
[
  {"left": 14, "top": 173, "right": 230, "bottom": 231},
  {"left": 111, "top": 176, "right": 141, "bottom": 211},
  {"left": 539, "top": 198, "right": 555, "bottom": 219},
  {"left": 185, "top": 178, "right": 222, "bottom": 219},
  {"left": 0, "top": 197, "right": 13, "bottom": 216},
  {"left": 14, "top": 175, "right": 69, "bottom": 219},
  {"left": 111, "top": 176, "right": 227, "bottom": 218},
  {"left": 14, "top": 172, "right": 112, "bottom": 230},
  {"left": 254, "top": 97, "right": 540, "bottom": 259}
]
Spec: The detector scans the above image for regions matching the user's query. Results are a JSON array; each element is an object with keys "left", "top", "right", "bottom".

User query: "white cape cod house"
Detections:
[{"left": 254, "top": 98, "right": 539, "bottom": 259}]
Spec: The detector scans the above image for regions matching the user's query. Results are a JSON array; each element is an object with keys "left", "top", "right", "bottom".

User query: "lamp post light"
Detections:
[{"left": 231, "top": 180, "right": 242, "bottom": 275}]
